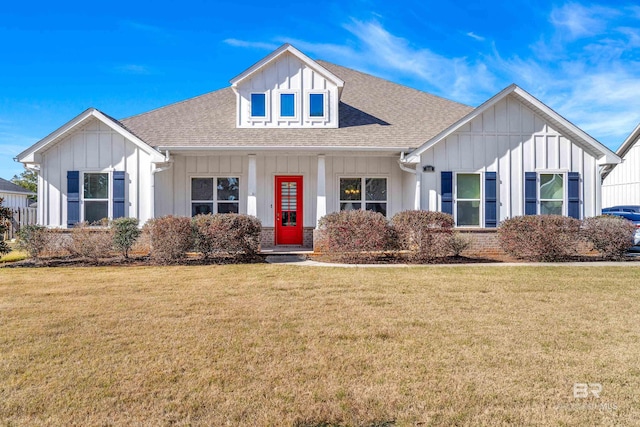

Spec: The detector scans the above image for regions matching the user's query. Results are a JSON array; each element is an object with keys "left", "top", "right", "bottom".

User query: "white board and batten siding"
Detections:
[
  {"left": 419, "top": 95, "right": 599, "bottom": 220},
  {"left": 38, "top": 118, "right": 153, "bottom": 227},
  {"left": 602, "top": 143, "right": 640, "bottom": 207},
  {"left": 154, "top": 154, "right": 407, "bottom": 227},
  {"left": 235, "top": 52, "right": 339, "bottom": 128}
]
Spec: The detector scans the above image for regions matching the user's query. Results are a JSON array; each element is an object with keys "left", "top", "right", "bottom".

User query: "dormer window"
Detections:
[
  {"left": 309, "top": 93, "right": 324, "bottom": 117},
  {"left": 250, "top": 93, "right": 267, "bottom": 118},
  {"left": 305, "top": 91, "right": 328, "bottom": 121},
  {"left": 280, "top": 93, "right": 295, "bottom": 117}
]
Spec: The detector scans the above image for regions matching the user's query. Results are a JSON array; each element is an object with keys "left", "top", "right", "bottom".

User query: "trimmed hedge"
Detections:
[
  {"left": 16, "top": 225, "right": 50, "bottom": 259},
  {"left": 497, "top": 215, "right": 582, "bottom": 261},
  {"left": 146, "top": 216, "right": 194, "bottom": 263},
  {"left": 67, "top": 222, "right": 114, "bottom": 261},
  {"left": 192, "top": 214, "right": 262, "bottom": 258},
  {"left": 391, "top": 210, "right": 454, "bottom": 261},
  {"left": 582, "top": 215, "right": 636, "bottom": 260},
  {"left": 317, "top": 210, "right": 394, "bottom": 263}
]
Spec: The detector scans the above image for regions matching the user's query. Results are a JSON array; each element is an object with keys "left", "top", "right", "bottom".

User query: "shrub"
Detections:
[
  {"left": 581, "top": 215, "right": 636, "bottom": 260},
  {"left": 0, "top": 197, "right": 13, "bottom": 255},
  {"left": 447, "top": 232, "right": 472, "bottom": 257},
  {"left": 192, "top": 214, "right": 262, "bottom": 259},
  {"left": 391, "top": 210, "right": 455, "bottom": 262},
  {"left": 147, "top": 216, "right": 194, "bottom": 263},
  {"left": 67, "top": 222, "right": 114, "bottom": 261},
  {"left": 16, "top": 225, "right": 50, "bottom": 259},
  {"left": 317, "top": 210, "right": 394, "bottom": 263},
  {"left": 498, "top": 215, "right": 582, "bottom": 261},
  {"left": 111, "top": 217, "right": 141, "bottom": 259}
]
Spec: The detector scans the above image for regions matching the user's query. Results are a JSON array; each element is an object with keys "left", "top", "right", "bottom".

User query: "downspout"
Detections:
[
  {"left": 151, "top": 150, "right": 173, "bottom": 220},
  {"left": 596, "top": 165, "right": 605, "bottom": 216}
]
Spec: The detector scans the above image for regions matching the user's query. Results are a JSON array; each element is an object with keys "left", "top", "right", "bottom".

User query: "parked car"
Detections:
[
  {"left": 601, "top": 209, "right": 640, "bottom": 249},
  {"left": 602, "top": 205, "right": 640, "bottom": 213}
]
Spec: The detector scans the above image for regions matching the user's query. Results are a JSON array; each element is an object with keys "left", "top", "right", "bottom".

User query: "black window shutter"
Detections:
[
  {"left": 485, "top": 172, "right": 497, "bottom": 227},
  {"left": 113, "top": 171, "right": 125, "bottom": 219},
  {"left": 524, "top": 172, "right": 537, "bottom": 215},
  {"left": 67, "top": 171, "right": 80, "bottom": 227},
  {"left": 567, "top": 172, "right": 580, "bottom": 219},
  {"left": 441, "top": 171, "right": 453, "bottom": 215}
]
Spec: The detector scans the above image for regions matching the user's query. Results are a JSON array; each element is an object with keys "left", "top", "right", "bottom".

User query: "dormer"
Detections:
[{"left": 230, "top": 44, "right": 344, "bottom": 129}]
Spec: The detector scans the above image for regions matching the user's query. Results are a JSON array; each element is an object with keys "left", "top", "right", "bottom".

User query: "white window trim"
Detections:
[
  {"left": 189, "top": 176, "right": 241, "bottom": 216},
  {"left": 305, "top": 90, "right": 329, "bottom": 122},
  {"left": 248, "top": 91, "right": 270, "bottom": 122},
  {"left": 454, "top": 172, "right": 483, "bottom": 227},
  {"left": 276, "top": 90, "right": 300, "bottom": 120},
  {"left": 537, "top": 171, "right": 567, "bottom": 216},
  {"left": 80, "top": 170, "right": 112, "bottom": 223},
  {"left": 338, "top": 176, "right": 388, "bottom": 216}
]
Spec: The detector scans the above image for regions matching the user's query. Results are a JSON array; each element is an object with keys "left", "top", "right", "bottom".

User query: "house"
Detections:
[
  {"left": 16, "top": 44, "right": 621, "bottom": 248},
  {"left": 0, "top": 177, "right": 34, "bottom": 209},
  {"left": 602, "top": 123, "right": 640, "bottom": 208}
]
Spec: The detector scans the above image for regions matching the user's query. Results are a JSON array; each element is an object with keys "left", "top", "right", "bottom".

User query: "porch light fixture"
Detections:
[{"left": 423, "top": 165, "right": 435, "bottom": 172}]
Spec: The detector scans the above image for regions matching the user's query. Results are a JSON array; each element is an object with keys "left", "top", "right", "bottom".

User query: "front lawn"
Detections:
[{"left": 1, "top": 265, "right": 639, "bottom": 425}]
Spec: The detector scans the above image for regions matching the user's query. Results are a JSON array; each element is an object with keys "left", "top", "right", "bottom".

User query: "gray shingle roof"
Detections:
[
  {"left": 0, "top": 177, "right": 34, "bottom": 195},
  {"left": 120, "top": 61, "right": 473, "bottom": 151}
]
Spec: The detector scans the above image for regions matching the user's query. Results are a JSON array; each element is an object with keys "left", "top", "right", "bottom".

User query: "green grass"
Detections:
[{"left": 1, "top": 265, "right": 639, "bottom": 425}]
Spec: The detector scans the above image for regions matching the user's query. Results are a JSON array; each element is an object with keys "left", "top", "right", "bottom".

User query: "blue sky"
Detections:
[{"left": 1, "top": 0, "right": 639, "bottom": 179}]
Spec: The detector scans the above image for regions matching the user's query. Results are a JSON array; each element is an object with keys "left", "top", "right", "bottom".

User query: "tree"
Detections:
[
  {"left": 11, "top": 167, "right": 37, "bottom": 201},
  {"left": 0, "top": 198, "right": 12, "bottom": 254}
]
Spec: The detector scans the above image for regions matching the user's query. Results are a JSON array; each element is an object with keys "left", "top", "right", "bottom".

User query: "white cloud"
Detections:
[
  {"left": 223, "top": 38, "right": 279, "bottom": 50},
  {"left": 549, "top": 3, "right": 611, "bottom": 40},
  {"left": 466, "top": 32, "right": 485, "bottom": 42}
]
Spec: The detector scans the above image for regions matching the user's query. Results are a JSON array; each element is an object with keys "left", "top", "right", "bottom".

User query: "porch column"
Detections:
[
  {"left": 247, "top": 154, "right": 257, "bottom": 217},
  {"left": 414, "top": 168, "right": 421, "bottom": 210},
  {"left": 316, "top": 154, "right": 326, "bottom": 228}
]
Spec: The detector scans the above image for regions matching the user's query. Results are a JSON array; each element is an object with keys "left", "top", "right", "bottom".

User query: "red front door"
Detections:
[{"left": 275, "top": 176, "right": 303, "bottom": 245}]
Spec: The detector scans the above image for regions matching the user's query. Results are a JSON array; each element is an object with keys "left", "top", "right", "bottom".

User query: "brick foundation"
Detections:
[
  {"left": 454, "top": 229, "right": 596, "bottom": 259},
  {"left": 260, "top": 227, "right": 314, "bottom": 249}
]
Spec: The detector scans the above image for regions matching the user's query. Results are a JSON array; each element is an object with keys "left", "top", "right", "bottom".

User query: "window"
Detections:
[
  {"left": 539, "top": 173, "right": 564, "bottom": 215},
  {"left": 280, "top": 93, "right": 295, "bottom": 117},
  {"left": 309, "top": 93, "right": 324, "bottom": 117},
  {"left": 191, "top": 177, "right": 239, "bottom": 216},
  {"left": 83, "top": 172, "right": 109, "bottom": 223},
  {"left": 250, "top": 93, "right": 266, "bottom": 117},
  {"left": 339, "top": 177, "right": 387, "bottom": 216},
  {"left": 456, "top": 173, "right": 481, "bottom": 226}
]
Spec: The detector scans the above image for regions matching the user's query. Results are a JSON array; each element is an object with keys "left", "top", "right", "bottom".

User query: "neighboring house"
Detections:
[
  {"left": 602, "top": 123, "right": 640, "bottom": 208},
  {"left": 16, "top": 44, "right": 621, "bottom": 248},
  {"left": 0, "top": 177, "right": 34, "bottom": 208}
]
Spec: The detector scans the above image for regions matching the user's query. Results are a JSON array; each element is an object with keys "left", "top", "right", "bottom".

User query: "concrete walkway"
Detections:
[{"left": 264, "top": 254, "right": 640, "bottom": 268}]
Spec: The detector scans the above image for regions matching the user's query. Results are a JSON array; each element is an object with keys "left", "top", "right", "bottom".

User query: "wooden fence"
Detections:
[{"left": 3, "top": 207, "right": 37, "bottom": 240}]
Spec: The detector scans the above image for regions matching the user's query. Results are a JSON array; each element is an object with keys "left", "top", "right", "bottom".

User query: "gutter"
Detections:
[{"left": 397, "top": 152, "right": 417, "bottom": 174}]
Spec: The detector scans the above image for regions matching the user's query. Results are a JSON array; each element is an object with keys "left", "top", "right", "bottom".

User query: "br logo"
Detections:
[{"left": 573, "top": 383, "right": 602, "bottom": 398}]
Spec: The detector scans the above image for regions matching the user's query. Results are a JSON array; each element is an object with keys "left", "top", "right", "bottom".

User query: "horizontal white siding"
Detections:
[
  {"left": 39, "top": 118, "right": 153, "bottom": 227},
  {"left": 420, "top": 95, "right": 599, "bottom": 220},
  {"left": 602, "top": 144, "right": 640, "bottom": 207}
]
